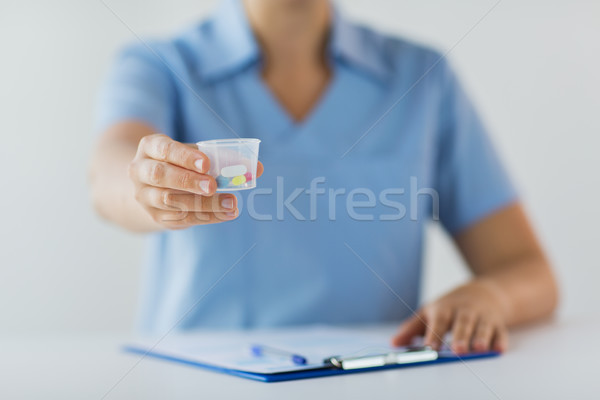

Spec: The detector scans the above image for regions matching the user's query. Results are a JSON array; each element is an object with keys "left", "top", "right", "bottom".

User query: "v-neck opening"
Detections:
[{"left": 253, "top": 64, "right": 340, "bottom": 131}]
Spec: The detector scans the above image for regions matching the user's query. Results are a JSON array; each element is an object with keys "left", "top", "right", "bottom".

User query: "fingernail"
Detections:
[
  {"left": 195, "top": 159, "right": 204, "bottom": 171},
  {"left": 221, "top": 197, "right": 234, "bottom": 209},
  {"left": 424, "top": 341, "right": 437, "bottom": 350},
  {"left": 199, "top": 180, "right": 210, "bottom": 194},
  {"left": 474, "top": 339, "right": 486, "bottom": 350},
  {"left": 453, "top": 341, "right": 466, "bottom": 353},
  {"left": 225, "top": 211, "right": 237, "bottom": 218}
]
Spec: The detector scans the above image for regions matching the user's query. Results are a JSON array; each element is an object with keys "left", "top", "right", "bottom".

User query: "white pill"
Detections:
[{"left": 220, "top": 164, "right": 247, "bottom": 178}]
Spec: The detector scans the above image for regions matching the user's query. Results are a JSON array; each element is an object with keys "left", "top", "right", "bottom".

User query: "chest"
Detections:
[{"left": 261, "top": 67, "right": 332, "bottom": 123}]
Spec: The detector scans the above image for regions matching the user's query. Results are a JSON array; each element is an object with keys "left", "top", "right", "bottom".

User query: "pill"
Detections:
[
  {"left": 220, "top": 164, "right": 247, "bottom": 178},
  {"left": 244, "top": 172, "right": 252, "bottom": 181},
  {"left": 216, "top": 175, "right": 230, "bottom": 187},
  {"left": 231, "top": 175, "right": 247, "bottom": 186}
]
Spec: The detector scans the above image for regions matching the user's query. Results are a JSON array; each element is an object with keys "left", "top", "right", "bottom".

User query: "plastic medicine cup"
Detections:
[{"left": 196, "top": 138, "right": 261, "bottom": 192}]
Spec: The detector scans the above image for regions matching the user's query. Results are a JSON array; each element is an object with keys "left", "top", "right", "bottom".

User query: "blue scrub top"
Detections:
[{"left": 95, "top": 0, "right": 517, "bottom": 334}]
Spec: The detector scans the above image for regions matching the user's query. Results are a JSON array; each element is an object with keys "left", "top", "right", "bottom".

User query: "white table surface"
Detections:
[{"left": 1, "top": 314, "right": 599, "bottom": 400}]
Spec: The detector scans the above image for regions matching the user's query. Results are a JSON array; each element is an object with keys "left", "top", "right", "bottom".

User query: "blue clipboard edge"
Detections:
[{"left": 123, "top": 345, "right": 500, "bottom": 383}]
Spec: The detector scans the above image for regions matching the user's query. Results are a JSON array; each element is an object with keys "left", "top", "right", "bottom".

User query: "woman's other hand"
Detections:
[{"left": 391, "top": 281, "right": 509, "bottom": 354}]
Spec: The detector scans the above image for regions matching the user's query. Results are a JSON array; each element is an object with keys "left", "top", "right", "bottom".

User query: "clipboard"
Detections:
[{"left": 124, "top": 327, "right": 499, "bottom": 382}]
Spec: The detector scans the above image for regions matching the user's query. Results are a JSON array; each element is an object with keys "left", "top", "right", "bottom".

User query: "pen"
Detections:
[{"left": 250, "top": 344, "right": 308, "bottom": 365}]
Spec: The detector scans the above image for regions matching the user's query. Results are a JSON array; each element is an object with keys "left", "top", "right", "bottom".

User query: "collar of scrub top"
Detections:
[{"left": 195, "top": 0, "right": 392, "bottom": 83}]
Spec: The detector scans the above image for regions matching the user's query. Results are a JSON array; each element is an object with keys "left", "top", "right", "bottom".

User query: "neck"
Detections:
[{"left": 242, "top": 0, "right": 332, "bottom": 71}]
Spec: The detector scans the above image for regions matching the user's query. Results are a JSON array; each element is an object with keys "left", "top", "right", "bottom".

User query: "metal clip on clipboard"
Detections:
[{"left": 323, "top": 346, "right": 438, "bottom": 370}]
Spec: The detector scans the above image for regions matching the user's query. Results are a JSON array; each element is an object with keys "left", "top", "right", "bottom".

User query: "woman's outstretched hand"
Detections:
[
  {"left": 391, "top": 281, "right": 509, "bottom": 354},
  {"left": 127, "top": 134, "right": 263, "bottom": 229}
]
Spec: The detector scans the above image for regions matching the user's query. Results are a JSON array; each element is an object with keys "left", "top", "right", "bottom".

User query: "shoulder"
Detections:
[
  {"left": 112, "top": 19, "right": 215, "bottom": 78},
  {"left": 346, "top": 21, "right": 450, "bottom": 82}
]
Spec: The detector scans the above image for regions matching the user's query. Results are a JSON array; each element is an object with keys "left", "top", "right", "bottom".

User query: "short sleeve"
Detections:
[
  {"left": 94, "top": 42, "right": 176, "bottom": 136},
  {"left": 435, "top": 58, "right": 518, "bottom": 234}
]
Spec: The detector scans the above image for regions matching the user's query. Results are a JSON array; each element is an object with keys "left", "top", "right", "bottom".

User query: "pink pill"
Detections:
[{"left": 244, "top": 172, "right": 252, "bottom": 181}]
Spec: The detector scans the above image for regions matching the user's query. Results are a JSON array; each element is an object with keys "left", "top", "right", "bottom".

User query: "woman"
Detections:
[{"left": 90, "top": 0, "right": 557, "bottom": 354}]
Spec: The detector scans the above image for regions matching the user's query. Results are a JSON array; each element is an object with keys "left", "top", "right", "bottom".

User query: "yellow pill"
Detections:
[{"left": 231, "top": 175, "right": 247, "bottom": 186}]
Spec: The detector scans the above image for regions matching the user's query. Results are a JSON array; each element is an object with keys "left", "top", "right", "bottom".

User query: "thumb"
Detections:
[
  {"left": 256, "top": 161, "right": 264, "bottom": 178},
  {"left": 391, "top": 313, "right": 426, "bottom": 347}
]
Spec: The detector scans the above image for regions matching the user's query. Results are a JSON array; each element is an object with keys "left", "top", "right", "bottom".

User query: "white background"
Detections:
[{"left": 1, "top": 0, "right": 598, "bottom": 335}]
